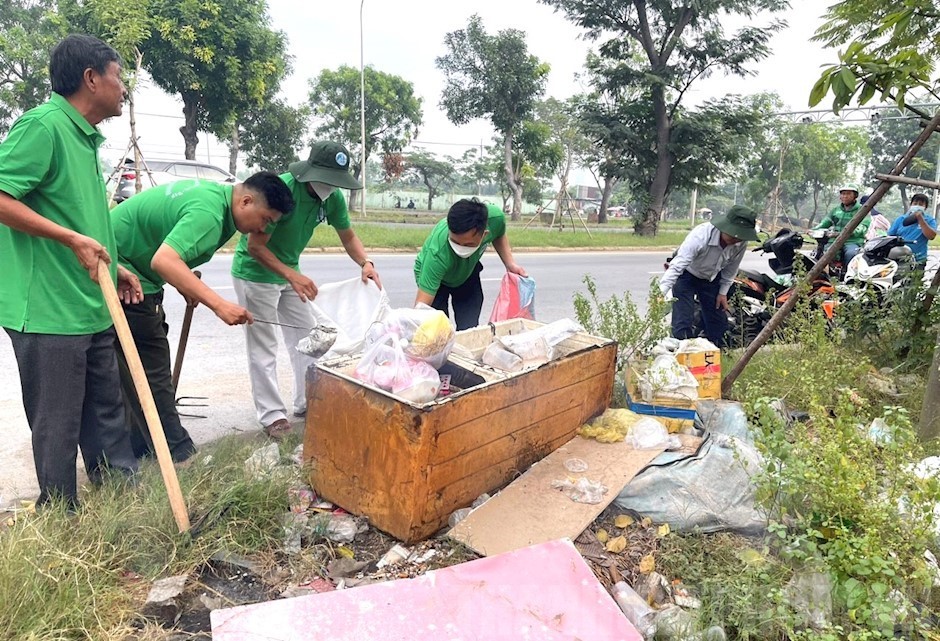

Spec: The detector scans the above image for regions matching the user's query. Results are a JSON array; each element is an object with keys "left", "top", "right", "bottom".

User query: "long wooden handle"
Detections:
[
  {"left": 99, "top": 261, "right": 190, "bottom": 532},
  {"left": 171, "top": 270, "right": 201, "bottom": 391}
]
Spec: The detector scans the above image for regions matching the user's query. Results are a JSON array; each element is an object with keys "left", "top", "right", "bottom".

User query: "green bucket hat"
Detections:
[
  {"left": 711, "top": 205, "right": 759, "bottom": 242},
  {"left": 289, "top": 141, "right": 363, "bottom": 190}
]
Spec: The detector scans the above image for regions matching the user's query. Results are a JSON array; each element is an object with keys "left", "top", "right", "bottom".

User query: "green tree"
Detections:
[
  {"left": 436, "top": 14, "right": 549, "bottom": 220},
  {"left": 405, "top": 150, "right": 455, "bottom": 210},
  {"left": 534, "top": 97, "right": 593, "bottom": 217},
  {"left": 542, "top": 0, "right": 786, "bottom": 235},
  {"left": 308, "top": 64, "right": 422, "bottom": 207},
  {"left": 239, "top": 100, "right": 310, "bottom": 171},
  {"left": 143, "top": 0, "right": 289, "bottom": 160},
  {"left": 0, "top": 0, "right": 66, "bottom": 136},
  {"left": 864, "top": 106, "right": 940, "bottom": 209},
  {"left": 812, "top": 1, "right": 940, "bottom": 110}
]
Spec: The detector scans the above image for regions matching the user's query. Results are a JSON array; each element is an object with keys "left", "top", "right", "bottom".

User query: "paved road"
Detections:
[{"left": 3, "top": 248, "right": 769, "bottom": 504}]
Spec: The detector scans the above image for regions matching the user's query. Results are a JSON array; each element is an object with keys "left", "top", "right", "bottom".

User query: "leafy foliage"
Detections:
[
  {"left": 573, "top": 275, "right": 670, "bottom": 404},
  {"left": 144, "top": 0, "right": 289, "bottom": 158},
  {"left": 308, "top": 64, "right": 423, "bottom": 181},
  {"left": 436, "top": 14, "right": 549, "bottom": 218},
  {"left": 239, "top": 99, "right": 310, "bottom": 171},
  {"left": 404, "top": 150, "right": 455, "bottom": 210},
  {"left": 812, "top": 1, "right": 940, "bottom": 110},
  {"left": 543, "top": 0, "right": 787, "bottom": 234},
  {"left": 864, "top": 105, "right": 940, "bottom": 209},
  {"left": 0, "top": 0, "right": 66, "bottom": 136}
]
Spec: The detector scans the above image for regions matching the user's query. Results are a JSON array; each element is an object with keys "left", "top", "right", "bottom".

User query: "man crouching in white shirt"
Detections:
[{"left": 658, "top": 205, "right": 759, "bottom": 347}]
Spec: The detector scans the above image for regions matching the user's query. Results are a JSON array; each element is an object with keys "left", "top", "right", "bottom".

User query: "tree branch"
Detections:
[
  {"left": 631, "top": 0, "right": 660, "bottom": 66},
  {"left": 660, "top": 7, "right": 695, "bottom": 62}
]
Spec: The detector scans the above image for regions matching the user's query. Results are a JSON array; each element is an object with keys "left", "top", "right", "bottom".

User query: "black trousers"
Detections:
[
  {"left": 432, "top": 262, "right": 484, "bottom": 331},
  {"left": 671, "top": 270, "right": 728, "bottom": 347},
  {"left": 115, "top": 292, "right": 196, "bottom": 463},
  {"left": 5, "top": 327, "right": 138, "bottom": 508}
]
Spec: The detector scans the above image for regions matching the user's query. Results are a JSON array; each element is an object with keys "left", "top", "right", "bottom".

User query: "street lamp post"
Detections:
[{"left": 359, "top": 0, "right": 367, "bottom": 217}]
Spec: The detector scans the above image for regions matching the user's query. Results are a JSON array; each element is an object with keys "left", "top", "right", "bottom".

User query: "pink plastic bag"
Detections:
[{"left": 489, "top": 273, "right": 536, "bottom": 322}]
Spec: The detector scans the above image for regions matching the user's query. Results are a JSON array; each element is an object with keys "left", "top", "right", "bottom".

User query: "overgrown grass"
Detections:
[{"left": 0, "top": 434, "right": 299, "bottom": 640}]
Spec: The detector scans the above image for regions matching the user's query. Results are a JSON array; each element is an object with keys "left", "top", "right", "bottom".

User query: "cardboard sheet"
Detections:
[
  {"left": 448, "top": 434, "right": 670, "bottom": 556},
  {"left": 211, "top": 539, "right": 642, "bottom": 641}
]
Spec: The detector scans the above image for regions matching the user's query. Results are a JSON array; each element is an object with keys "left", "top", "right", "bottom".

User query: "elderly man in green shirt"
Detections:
[
  {"left": 112, "top": 172, "right": 295, "bottom": 461},
  {"left": 0, "top": 35, "right": 141, "bottom": 510},
  {"left": 414, "top": 198, "right": 526, "bottom": 330},
  {"left": 231, "top": 141, "right": 380, "bottom": 439}
]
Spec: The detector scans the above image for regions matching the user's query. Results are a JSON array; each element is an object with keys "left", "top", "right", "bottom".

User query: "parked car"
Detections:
[{"left": 109, "top": 159, "right": 236, "bottom": 203}]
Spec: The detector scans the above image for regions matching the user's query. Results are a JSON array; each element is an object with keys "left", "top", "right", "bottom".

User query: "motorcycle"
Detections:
[
  {"left": 843, "top": 235, "right": 915, "bottom": 295},
  {"left": 726, "top": 229, "right": 838, "bottom": 346},
  {"left": 808, "top": 228, "right": 849, "bottom": 281}
]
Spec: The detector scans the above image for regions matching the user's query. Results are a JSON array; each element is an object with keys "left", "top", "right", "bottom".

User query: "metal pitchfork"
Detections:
[{"left": 172, "top": 270, "right": 208, "bottom": 418}]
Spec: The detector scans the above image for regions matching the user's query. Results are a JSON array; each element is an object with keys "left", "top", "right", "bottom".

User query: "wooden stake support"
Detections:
[
  {"left": 873, "top": 173, "right": 940, "bottom": 191},
  {"left": 98, "top": 261, "right": 191, "bottom": 532}
]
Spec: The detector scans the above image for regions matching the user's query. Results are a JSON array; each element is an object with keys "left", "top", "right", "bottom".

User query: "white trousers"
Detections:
[{"left": 233, "top": 277, "right": 315, "bottom": 425}]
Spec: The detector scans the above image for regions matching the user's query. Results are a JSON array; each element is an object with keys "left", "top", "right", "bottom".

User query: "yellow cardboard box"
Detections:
[{"left": 674, "top": 347, "right": 721, "bottom": 400}]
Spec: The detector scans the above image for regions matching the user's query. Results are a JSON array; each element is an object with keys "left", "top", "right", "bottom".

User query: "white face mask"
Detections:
[
  {"left": 449, "top": 239, "right": 481, "bottom": 258},
  {"left": 310, "top": 182, "right": 335, "bottom": 202}
]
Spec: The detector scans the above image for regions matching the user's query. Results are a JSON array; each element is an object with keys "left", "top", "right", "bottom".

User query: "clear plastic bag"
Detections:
[
  {"left": 497, "top": 318, "right": 583, "bottom": 366},
  {"left": 627, "top": 417, "right": 671, "bottom": 450},
  {"left": 365, "top": 306, "right": 456, "bottom": 369},
  {"left": 551, "top": 477, "right": 608, "bottom": 504},
  {"left": 354, "top": 335, "right": 441, "bottom": 403},
  {"left": 481, "top": 341, "right": 524, "bottom": 372},
  {"left": 489, "top": 273, "right": 536, "bottom": 322}
]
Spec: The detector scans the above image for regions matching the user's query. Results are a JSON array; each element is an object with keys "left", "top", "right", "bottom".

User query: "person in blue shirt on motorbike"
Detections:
[{"left": 887, "top": 193, "right": 937, "bottom": 266}]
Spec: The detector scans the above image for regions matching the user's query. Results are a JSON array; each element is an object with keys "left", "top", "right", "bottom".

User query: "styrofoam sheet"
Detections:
[{"left": 211, "top": 539, "right": 642, "bottom": 641}]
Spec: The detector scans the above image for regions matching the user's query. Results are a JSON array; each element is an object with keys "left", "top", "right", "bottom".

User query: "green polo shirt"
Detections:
[
  {"left": 112, "top": 180, "right": 236, "bottom": 294},
  {"left": 230, "top": 173, "right": 351, "bottom": 284},
  {"left": 0, "top": 93, "right": 116, "bottom": 335},
  {"left": 414, "top": 203, "right": 506, "bottom": 293}
]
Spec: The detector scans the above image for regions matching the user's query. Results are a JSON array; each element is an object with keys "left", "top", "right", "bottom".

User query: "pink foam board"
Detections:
[{"left": 211, "top": 539, "right": 641, "bottom": 641}]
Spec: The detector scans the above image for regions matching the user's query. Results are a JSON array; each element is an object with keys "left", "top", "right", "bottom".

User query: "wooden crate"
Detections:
[{"left": 303, "top": 319, "right": 617, "bottom": 543}]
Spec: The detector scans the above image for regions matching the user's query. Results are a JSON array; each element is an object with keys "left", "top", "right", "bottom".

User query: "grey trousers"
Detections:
[{"left": 5, "top": 327, "right": 138, "bottom": 508}]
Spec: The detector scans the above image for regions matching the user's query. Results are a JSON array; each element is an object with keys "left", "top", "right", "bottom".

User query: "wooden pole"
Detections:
[
  {"left": 721, "top": 111, "right": 940, "bottom": 396},
  {"left": 98, "top": 261, "right": 191, "bottom": 532}
]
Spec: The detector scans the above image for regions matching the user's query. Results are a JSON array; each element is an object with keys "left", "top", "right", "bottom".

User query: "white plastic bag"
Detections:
[
  {"left": 638, "top": 353, "right": 699, "bottom": 402},
  {"left": 497, "top": 318, "right": 583, "bottom": 366},
  {"left": 305, "top": 278, "right": 390, "bottom": 361},
  {"left": 627, "top": 417, "right": 671, "bottom": 450}
]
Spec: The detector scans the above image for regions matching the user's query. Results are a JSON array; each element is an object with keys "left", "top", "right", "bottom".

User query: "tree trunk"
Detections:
[
  {"left": 637, "top": 86, "right": 672, "bottom": 236},
  {"left": 424, "top": 176, "right": 434, "bottom": 210},
  {"left": 503, "top": 132, "right": 522, "bottom": 221},
  {"left": 807, "top": 188, "right": 822, "bottom": 227},
  {"left": 129, "top": 91, "right": 142, "bottom": 194},
  {"left": 900, "top": 184, "right": 909, "bottom": 211},
  {"left": 349, "top": 164, "right": 362, "bottom": 210},
  {"left": 918, "top": 327, "right": 940, "bottom": 441},
  {"left": 180, "top": 95, "right": 199, "bottom": 160},
  {"left": 228, "top": 124, "right": 239, "bottom": 176},
  {"left": 599, "top": 176, "right": 616, "bottom": 224}
]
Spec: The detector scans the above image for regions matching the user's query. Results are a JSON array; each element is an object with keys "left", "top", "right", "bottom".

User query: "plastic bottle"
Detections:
[{"left": 610, "top": 581, "right": 656, "bottom": 636}]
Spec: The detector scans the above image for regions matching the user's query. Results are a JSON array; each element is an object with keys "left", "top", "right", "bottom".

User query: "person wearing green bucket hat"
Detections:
[
  {"left": 231, "top": 141, "right": 382, "bottom": 440},
  {"left": 659, "top": 205, "right": 759, "bottom": 347}
]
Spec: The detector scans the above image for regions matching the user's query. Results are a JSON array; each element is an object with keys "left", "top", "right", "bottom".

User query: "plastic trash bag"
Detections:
[
  {"left": 489, "top": 272, "right": 536, "bottom": 322},
  {"left": 638, "top": 353, "right": 699, "bottom": 402},
  {"left": 365, "top": 305, "right": 456, "bottom": 369},
  {"left": 354, "top": 334, "right": 442, "bottom": 404},
  {"left": 296, "top": 304, "right": 339, "bottom": 358},
  {"left": 301, "top": 277, "right": 390, "bottom": 361},
  {"left": 498, "top": 318, "right": 583, "bottom": 365},
  {"left": 627, "top": 417, "right": 671, "bottom": 450},
  {"left": 481, "top": 341, "right": 523, "bottom": 372}
]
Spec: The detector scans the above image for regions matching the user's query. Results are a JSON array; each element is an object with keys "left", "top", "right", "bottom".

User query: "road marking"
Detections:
[{"left": 648, "top": 271, "right": 664, "bottom": 275}]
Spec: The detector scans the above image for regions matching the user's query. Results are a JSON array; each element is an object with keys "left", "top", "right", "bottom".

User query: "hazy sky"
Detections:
[{"left": 98, "top": 0, "right": 837, "bottom": 169}]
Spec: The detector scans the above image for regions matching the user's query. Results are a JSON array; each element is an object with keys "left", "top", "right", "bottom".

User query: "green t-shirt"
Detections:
[
  {"left": 414, "top": 203, "right": 506, "bottom": 293},
  {"left": 0, "top": 93, "right": 117, "bottom": 335},
  {"left": 231, "top": 173, "right": 350, "bottom": 284},
  {"left": 112, "top": 180, "right": 236, "bottom": 294}
]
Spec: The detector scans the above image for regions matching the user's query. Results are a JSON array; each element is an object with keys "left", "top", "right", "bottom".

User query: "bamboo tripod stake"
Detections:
[{"left": 98, "top": 261, "right": 191, "bottom": 532}]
